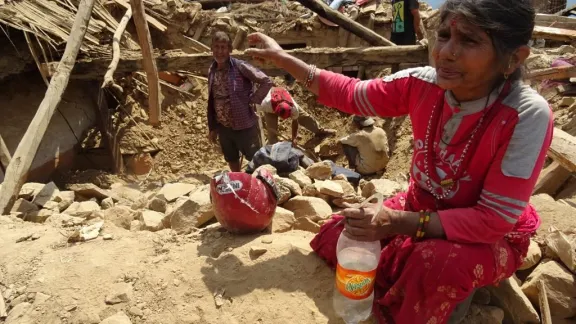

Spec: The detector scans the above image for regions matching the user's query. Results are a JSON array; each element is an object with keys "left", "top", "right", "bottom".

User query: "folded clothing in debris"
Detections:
[{"left": 246, "top": 141, "right": 313, "bottom": 174}]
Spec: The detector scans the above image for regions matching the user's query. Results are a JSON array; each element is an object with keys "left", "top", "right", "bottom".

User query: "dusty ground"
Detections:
[{"left": 0, "top": 217, "right": 340, "bottom": 324}]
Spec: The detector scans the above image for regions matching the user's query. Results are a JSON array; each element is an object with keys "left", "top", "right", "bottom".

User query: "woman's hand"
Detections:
[
  {"left": 245, "top": 33, "right": 286, "bottom": 67},
  {"left": 341, "top": 203, "right": 397, "bottom": 241}
]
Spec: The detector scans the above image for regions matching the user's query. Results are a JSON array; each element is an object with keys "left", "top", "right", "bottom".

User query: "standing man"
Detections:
[
  {"left": 391, "top": 0, "right": 423, "bottom": 45},
  {"left": 258, "top": 87, "right": 336, "bottom": 145},
  {"left": 339, "top": 116, "right": 389, "bottom": 176},
  {"left": 207, "top": 31, "right": 273, "bottom": 172}
]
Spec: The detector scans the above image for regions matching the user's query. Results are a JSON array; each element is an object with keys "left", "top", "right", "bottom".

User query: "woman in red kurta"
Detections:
[{"left": 247, "top": 0, "right": 552, "bottom": 322}]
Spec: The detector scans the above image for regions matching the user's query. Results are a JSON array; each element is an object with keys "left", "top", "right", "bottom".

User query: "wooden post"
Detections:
[
  {"left": 0, "top": 0, "right": 96, "bottom": 215},
  {"left": 548, "top": 127, "right": 576, "bottom": 173},
  {"left": 232, "top": 27, "right": 248, "bottom": 50},
  {"left": 95, "top": 87, "right": 124, "bottom": 173},
  {"left": 131, "top": 0, "right": 161, "bottom": 125},
  {"left": 193, "top": 20, "right": 210, "bottom": 41},
  {"left": 533, "top": 161, "right": 571, "bottom": 196},
  {"left": 423, "top": 9, "right": 440, "bottom": 67},
  {"left": 111, "top": 0, "right": 167, "bottom": 32},
  {"left": 537, "top": 281, "right": 552, "bottom": 324},
  {"left": 295, "top": 0, "right": 395, "bottom": 46},
  {"left": 0, "top": 134, "right": 10, "bottom": 174},
  {"left": 357, "top": 13, "right": 375, "bottom": 79}
]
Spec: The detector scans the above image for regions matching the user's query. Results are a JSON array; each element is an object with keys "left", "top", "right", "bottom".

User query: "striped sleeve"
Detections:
[
  {"left": 316, "top": 69, "right": 412, "bottom": 117},
  {"left": 438, "top": 101, "right": 553, "bottom": 244}
]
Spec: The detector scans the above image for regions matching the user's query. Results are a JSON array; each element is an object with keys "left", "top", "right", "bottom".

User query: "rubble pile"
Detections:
[{"left": 3, "top": 152, "right": 576, "bottom": 322}]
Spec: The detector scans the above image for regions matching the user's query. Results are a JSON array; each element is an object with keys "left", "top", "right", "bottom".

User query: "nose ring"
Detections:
[{"left": 452, "top": 52, "right": 456, "bottom": 57}]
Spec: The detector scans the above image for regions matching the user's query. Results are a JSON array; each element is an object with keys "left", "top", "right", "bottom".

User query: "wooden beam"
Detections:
[
  {"left": 0, "top": 134, "right": 11, "bottom": 173},
  {"left": 94, "top": 88, "right": 124, "bottom": 173},
  {"left": 131, "top": 0, "right": 161, "bottom": 125},
  {"left": 232, "top": 27, "right": 248, "bottom": 50},
  {"left": 527, "top": 65, "right": 576, "bottom": 81},
  {"left": 193, "top": 20, "right": 210, "bottom": 41},
  {"left": 533, "top": 161, "right": 572, "bottom": 195},
  {"left": 537, "top": 281, "right": 552, "bottom": 324},
  {"left": 533, "top": 25, "right": 576, "bottom": 42},
  {"left": 0, "top": 293, "right": 6, "bottom": 319},
  {"left": 536, "top": 13, "right": 576, "bottom": 29},
  {"left": 548, "top": 128, "right": 576, "bottom": 173},
  {"left": 42, "top": 45, "right": 428, "bottom": 78},
  {"left": 0, "top": 0, "right": 96, "bottom": 215},
  {"left": 357, "top": 13, "right": 375, "bottom": 79},
  {"left": 423, "top": 10, "right": 440, "bottom": 67},
  {"left": 111, "top": 0, "right": 167, "bottom": 32},
  {"left": 295, "top": 0, "right": 395, "bottom": 46}
]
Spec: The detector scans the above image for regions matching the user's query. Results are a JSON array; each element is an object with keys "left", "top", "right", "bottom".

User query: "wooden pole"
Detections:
[
  {"left": 232, "top": 27, "right": 248, "bottom": 50},
  {"left": 0, "top": 0, "right": 96, "bottom": 215},
  {"left": 533, "top": 25, "right": 576, "bottom": 42},
  {"left": 527, "top": 65, "right": 576, "bottom": 81},
  {"left": 537, "top": 281, "right": 553, "bottom": 324},
  {"left": 357, "top": 13, "right": 375, "bottom": 79},
  {"left": 295, "top": 0, "right": 395, "bottom": 46},
  {"left": 102, "top": 7, "right": 132, "bottom": 89},
  {"left": 548, "top": 127, "right": 576, "bottom": 173},
  {"left": 423, "top": 9, "right": 440, "bottom": 67},
  {"left": 0, "top": 134, "right": 11, "bottom": 173},
  {"left": 111, "top": 0, "right": 167, "bottom": 32},
  {"left": 42, "top": 45, "right": 428, "bottom": 78},
  {"left": 130, "top": 0, "right": 161, "bottom": 125}
]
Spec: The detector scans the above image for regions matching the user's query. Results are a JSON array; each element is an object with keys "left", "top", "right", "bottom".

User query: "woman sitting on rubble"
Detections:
[{"left": 246, "top": 0, "right": 553, "bottom": 322}]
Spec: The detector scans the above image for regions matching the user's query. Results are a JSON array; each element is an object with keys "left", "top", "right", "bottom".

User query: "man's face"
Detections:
[{"left": 212, "top": 40, "right": 231, "bottom": 65}]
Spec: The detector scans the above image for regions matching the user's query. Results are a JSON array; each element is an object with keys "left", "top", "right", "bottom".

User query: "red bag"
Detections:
[
  {"left": 270, "top": 87, "right": 294, "bottom": 119},
  {"left": 210, "top": 170, "right": 278, "bottom": 234}
]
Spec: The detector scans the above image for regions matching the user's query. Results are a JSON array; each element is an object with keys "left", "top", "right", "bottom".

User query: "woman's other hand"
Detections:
[
  {"left": 246, "top": 33, "right": 285, "bottom": 66},
  {"left": 341, "top": 203, "right": 396, "bottom": 241}
]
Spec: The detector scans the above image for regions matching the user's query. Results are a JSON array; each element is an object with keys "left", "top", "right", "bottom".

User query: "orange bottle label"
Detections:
[{"left": 335, "top": 263, "right": 377, "bottom": 300}]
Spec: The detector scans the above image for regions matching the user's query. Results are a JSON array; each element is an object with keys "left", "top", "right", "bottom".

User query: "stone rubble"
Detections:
[{"left": 4, "top": 149, "right": 576, "bottom": 323}]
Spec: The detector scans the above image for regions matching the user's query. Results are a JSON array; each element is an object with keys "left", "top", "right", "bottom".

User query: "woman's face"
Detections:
[{"left": 432, "top": 13, "right": 502, "bottom": 101}]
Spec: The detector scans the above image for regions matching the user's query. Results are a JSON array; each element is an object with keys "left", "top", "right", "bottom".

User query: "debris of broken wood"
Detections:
[
  {"left": 533, "top": 25, "right": 576, "bottom": 42},
  {"left": 0, "top": 0, "right": 97, "bottom": 215},
  {"left": 536, "top": 13, "right": 576, "bottom": 30},
  {"left": 42, "top": 45, "right": 428, "bottom": 79},
  {"left": 537, "top": 280, "right": 553, "bottom": 324},
  {"left": 295, "top": 0, "right": 395, "bottom": 46},
  {"left": 533, "top": 161, "right": 572, "bottom": 196},
  {"left": 111, "top": 0, "right": 167, "bottom": 32},
  {"left": 548, "top": 127, "right": 576, "bottom": 173},
  {"left": 527, "top": 65, "right": 576, "bottom": 81}
]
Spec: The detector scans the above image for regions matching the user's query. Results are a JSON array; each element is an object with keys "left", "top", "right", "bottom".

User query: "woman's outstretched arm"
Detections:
[{"left": 245, "top": 32, "right": 411, "bottom": 118}]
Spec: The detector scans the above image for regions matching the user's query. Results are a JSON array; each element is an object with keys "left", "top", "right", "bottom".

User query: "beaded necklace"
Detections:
[{"left": 422, "top": 81, "right": 511, "bottom": 201}]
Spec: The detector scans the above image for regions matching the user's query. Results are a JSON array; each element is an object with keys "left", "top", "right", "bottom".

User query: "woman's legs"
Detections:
[{"left": 310, "top": 194, "right": 522, "bottom": 324}]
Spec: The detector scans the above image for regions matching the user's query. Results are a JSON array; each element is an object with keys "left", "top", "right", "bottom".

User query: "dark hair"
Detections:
[
  {"left": 439, "top": 0, "right": 535, "bottom": 80},
  {"left": 212, "top": 31, "right": 232, "bottom": 48}
]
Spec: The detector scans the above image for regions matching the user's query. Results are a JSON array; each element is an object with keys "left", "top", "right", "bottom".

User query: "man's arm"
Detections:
[
  {"left": 291, "top": 119, "right": 299, "bottom": 144},
  {"left": 237, "top": 62, "right": 273, "bottom": 105},
  {"left": 339, "top": 132, "right": 360, "bottom": 147},
  {"left": 410, "top": 0, "right": 423, "bottom": 40}
]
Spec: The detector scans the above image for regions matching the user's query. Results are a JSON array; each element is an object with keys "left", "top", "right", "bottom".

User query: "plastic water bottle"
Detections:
[{"left": 333, "top": 231, "right": 381, "bottom": 324}]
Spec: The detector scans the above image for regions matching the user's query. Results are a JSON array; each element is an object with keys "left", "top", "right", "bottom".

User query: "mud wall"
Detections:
[{"left": 0, "top": 73, "right": 97, "bottom": 182}]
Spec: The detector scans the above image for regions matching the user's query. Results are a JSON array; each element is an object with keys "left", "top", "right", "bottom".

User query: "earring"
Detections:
[{"left": 504, "top": 62, "right": 512, "bottom": 80}]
